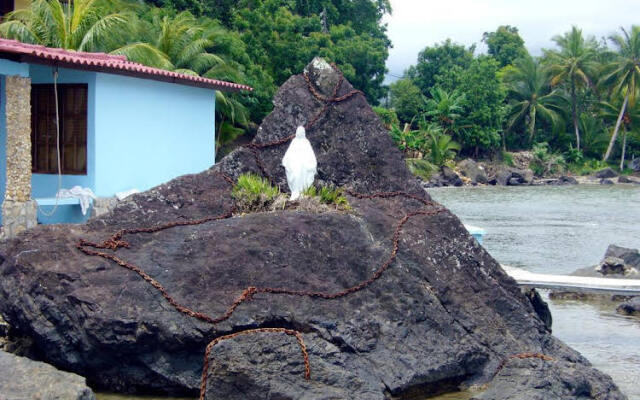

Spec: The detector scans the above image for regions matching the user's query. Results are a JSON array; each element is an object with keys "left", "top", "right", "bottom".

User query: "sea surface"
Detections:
[
  {"left": 97, "top": 185, "right": 640, "bottom": 400},
  {"left": 429, "top": 184, "right": 640, "bottom": 400}
]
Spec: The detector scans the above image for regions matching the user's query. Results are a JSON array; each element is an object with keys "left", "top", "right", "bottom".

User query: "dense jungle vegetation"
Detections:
[
  {"left": 385, "top": 25, "right": 640, "bottom": 173},
  {"left": 0, "top": 0, "right": 638, "bottom": 172}
]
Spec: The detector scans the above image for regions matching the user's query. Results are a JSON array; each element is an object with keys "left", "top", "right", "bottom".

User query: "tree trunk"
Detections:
[
  {"left": 571, "top": 83, "right": 580, "bottom": 150},
  {"left": 528, "top": 107, "right": 536, "bottom": 144},
  {"left": 620, "top": 128, "right": 627, "bottom": 171},
  {"left": 603, "top": 92, "right": 629, "bottom": 162}
]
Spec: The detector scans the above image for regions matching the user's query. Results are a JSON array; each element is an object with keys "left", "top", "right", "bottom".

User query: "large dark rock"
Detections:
[
  {"left": 457, "top": 159, "right": 487, "bottom": 184},
  {"left": 605, "top": 244, "right": 640, "bottom": 269},
  {"left": 473, "top": 357, "right": 624, "bottom": 400},
  {"left": 628, "top": 158, "right": 640, "bottom": 172},
  {"left": 0, "top": 58, "right": 626, "bottom": 399},
  {"left": 616, "top": 297, "right": 640, "bottom": 316},
  {"left": 595, "top": 167, "right": 618, "bottom": 179},
  {"left": 0, "top": 350, "right": 95, "bottom": 400}
]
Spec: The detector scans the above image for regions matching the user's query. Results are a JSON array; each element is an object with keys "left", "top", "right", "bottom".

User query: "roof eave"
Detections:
[{"left": 1, "top": 52, "right": 252, "bottom": 93}]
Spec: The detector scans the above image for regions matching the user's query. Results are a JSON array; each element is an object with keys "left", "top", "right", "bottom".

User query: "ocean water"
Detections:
[{"left": 429, "top": 185, "right": 640, "bottom": 399}]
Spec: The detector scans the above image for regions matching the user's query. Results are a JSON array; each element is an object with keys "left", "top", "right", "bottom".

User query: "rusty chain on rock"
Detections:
[{"left": 75, "top": 63, "right": 552, "bottom": 400}]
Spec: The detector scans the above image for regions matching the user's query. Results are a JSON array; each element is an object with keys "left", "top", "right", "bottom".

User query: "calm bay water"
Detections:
[
  {"left": 429, "top": 185, "right": 640, "bottom": 399},
  {"left": 97, "top": 185, "right": 640, "bottom": 400}
]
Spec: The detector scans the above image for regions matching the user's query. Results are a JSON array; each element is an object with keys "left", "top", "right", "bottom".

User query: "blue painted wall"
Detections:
[
  {"left": 0, "top": 60, "right": 216, "bottom": 225},
  {"left": 29, "top": 65, "right": 96, "bottom": 223},
  {"left": 0, "top": 59, "right": 30, "bottom": 225},
  {"left": 93, "top": 73, "right": 215, "bottom": 197}
]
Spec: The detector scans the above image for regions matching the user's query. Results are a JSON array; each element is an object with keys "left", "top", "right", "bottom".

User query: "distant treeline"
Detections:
[{"left": 384, "top": 25, "right": 640, "bottom": 169}]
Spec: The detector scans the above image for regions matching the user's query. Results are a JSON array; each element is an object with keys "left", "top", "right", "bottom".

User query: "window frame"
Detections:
[{"left": 31, "top": 83, "right": 88, "bottom": 175}]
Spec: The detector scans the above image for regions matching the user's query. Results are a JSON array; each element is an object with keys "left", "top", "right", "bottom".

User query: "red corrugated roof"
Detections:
[{"left": 0, "top": 38, "right": 252, "bottom": 92}]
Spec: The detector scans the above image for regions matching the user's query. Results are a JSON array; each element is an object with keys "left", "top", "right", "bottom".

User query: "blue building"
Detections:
[{"left": 0, "top": 38, "right": 251, "bottom": 237}]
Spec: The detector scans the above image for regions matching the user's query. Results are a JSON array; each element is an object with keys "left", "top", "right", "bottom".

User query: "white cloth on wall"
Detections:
[
  {"left": 57, "top": 186, "right": 97, "bottom": 215},
  {"left": 282, "top": 126, "right": 317, "bottom": 200}
]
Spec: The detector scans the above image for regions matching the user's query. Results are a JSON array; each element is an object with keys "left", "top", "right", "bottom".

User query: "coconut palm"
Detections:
[
  {"left": 502, "top": 54, "right": 565, "bottom": 144},
  {"left": 0, "top": 0, "right": 130, "bottom": 52},
  {"left": 418, "top": 120, "right": 460, "bottom": 166},
  {"left": 424, "top": 87, "right": 465, "bottom": 136},
  {"left": 545, "top": 26, "right": 598, "bottom": 150},
  {"left": 578, "top": 113, "right": 609, "bottom": 159},
  {"left": 600, "top": 96, "right": 640, "bottom": 169},
  {"left": 599, "top": 26, "right": 640, "bottom": 162}
]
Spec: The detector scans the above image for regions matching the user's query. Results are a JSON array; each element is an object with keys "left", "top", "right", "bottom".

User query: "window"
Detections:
[{"left": 31, "top": 84, "right": 87, "bottom": 174}]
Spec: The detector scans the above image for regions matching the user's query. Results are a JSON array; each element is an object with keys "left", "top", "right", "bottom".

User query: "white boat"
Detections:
[{"left": 464, "top": 224, "right": 485, "bottom": 244}]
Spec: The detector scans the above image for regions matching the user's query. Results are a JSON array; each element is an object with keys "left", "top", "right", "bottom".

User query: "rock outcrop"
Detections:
[
  {"left": 0, "top": 59, "right": 627, "bottom": 399},
  {"left": 0, "top": 350, "right": 95, "bottom": 400},
  {"left": 457, "top": 159, "right": 487, "bottom": 184},
  {"left": 595, "top": 167, "right": 618, "bottom": 179},
  {"left": 616, "top": 297, "right": 640, "bottom": 316}
]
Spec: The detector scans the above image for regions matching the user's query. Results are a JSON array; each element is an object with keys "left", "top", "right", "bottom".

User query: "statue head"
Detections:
[{"left": 296, "top": 126, "right": 306, "bottom": 139}]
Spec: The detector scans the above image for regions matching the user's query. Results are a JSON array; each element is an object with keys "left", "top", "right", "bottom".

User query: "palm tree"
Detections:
[
  {"left": 503, "top": 54, "right": 565, "bottom": 144},
  {"left": 600, "top": 96, "right": 640, "bottom": 169},
  {"left": 599, "top": 26, "right": 640, "bottom": 162},
  {"left": 545, "top": 26, "right": 598, "bottom": 150},
  {"left": 0, "top": 0, "right": 130, "bottom": 52},
  {"left": 417, "top": 120, "right": 461, "bottom": 166},
  {"left": 578, "top": 113, "right": 609, "bottom": 159},
  {"left": 424, "top": 87, "right": 465, "bottom": 136}
]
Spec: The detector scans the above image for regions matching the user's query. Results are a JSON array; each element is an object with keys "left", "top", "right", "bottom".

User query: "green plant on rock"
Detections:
[
  {"left": 423, "top": 122, "right": 461, "bottom": 167},
  {"left": 302, "top": 185, "right": 349, "bottom": 208},
  {"left": 232, "top": 173, "right": 280, "bottom": 212},
  {"left": 530, "top": 142, "right": 566, "bottom": 176},
  {"left": 406, "top": 158, "right": 438, "bottom": 180}
]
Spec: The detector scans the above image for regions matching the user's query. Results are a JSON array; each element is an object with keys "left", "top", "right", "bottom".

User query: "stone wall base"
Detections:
[
  {"left": 1, "top": 200, "right": 37, "bottom": 239},
  {"left": 91, "top": 197, "right": 118, "bottom": 218}
]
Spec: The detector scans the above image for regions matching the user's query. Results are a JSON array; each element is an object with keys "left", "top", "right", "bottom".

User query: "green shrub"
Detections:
[
  {"left": 501, "top": 151, "right": 514, "bottom": 167},
  {"left": 406, "top": 158, "right": 438, "bottom": 180},
  {"left": 373, "top": 107, "right": 399, "bottom": 129},
  {"left": 530, "top": 142, "right": 566, "bottom": 176},
  {"left": 570, "top": 159, "right": 611, "bottom": 176},
  {"left": 232, "top": 173, "right": 280, "bottom": 212},
  {"left": 564, "top": 145, "right": 584, "bottom": 164}
]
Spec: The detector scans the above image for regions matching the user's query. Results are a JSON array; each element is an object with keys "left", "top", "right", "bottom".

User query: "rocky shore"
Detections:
[
  {"left": 0, "top": 59, "right": 628, "bottom": 400},
  {"left": 422, "top": 157, "right": 640, "bottom": 188}
]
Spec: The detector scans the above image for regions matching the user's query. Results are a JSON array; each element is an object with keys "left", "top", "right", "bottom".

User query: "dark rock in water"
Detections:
[
  {"left": 628, "top": 158, "right": 640, "bottom": 172},
  {"left": 495, "top": 167, "right": 512, "bottom": 186},
  {"left": 595, "top": 167, "right": 618, "bottom": 179},
  {"left": 473, "top": 357, "right": 625, "bottom": 400},
  {"left": 597, "top": 257, "right": 628, "bottom": 275},
  {"left": 616, "top": 297, "right": 640, "bottom": 316},
  {"left": 605, "top": 244, "right": 640, "bottom": 269},
  {"left": 457, "top": 159, "right": 487, "bottom": 184},
  {"left": 441, "top": 166, "right": 463, "bottom": 186},
  {"left": 0, "top": 350, "right": 95, "bottom": 400},
  {"left": 556, "top": 175, "right": 578, "bottom": 185},
  {"left": 0, "top": 58, "right": 626, "bottom": 400},
  {"left": 511, "top": 169, "right": 534, "bottom": 185},
  {"left": 600, "top": 178, "right": 615, "bottom": 185},
  {"left": 523, "top": 289, "right": 552, "bottom": 331},
  {"left": 596, "top": 256, "right": 638, "bottom": 277}
]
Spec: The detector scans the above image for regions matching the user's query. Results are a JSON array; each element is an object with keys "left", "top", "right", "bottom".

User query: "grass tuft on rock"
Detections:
[
  {"left": 302, "top": 185, "right": 350, "bottom": 208},
  {"left": 232, "top": 173, "right": 280, "bottom": 212}
]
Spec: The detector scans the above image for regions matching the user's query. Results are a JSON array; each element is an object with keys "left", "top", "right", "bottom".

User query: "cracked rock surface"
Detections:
[{"left": 0, "top": 58, "right": 627, "bottom": 399}]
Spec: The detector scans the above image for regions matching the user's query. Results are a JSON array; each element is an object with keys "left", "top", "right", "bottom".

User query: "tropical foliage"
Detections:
[{"left": 382, "top": 24, "right": 640, "bottom": 171}]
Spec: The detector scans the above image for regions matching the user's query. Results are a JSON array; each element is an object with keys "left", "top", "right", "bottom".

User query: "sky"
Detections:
[{"left": 384, "top": 0, "right": 640, "bottom": 82}]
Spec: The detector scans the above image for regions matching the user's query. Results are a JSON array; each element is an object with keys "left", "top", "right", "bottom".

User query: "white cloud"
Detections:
[{"left": 384, "top": 0, "right": 640, "bottom": 80}]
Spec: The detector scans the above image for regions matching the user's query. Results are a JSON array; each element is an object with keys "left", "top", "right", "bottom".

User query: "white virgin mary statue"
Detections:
[{"left": 282, "top": 126, "right": 317, "bottom": 200}]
